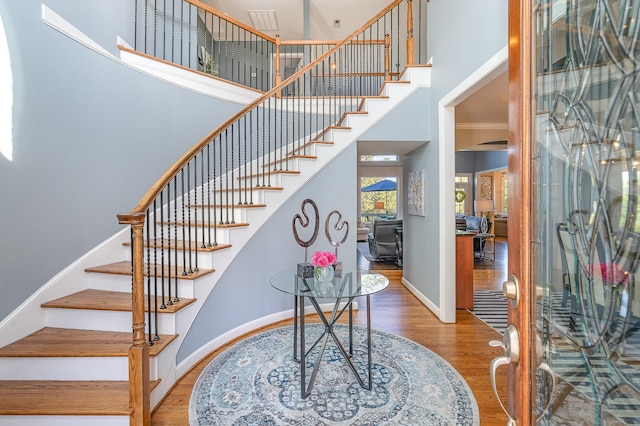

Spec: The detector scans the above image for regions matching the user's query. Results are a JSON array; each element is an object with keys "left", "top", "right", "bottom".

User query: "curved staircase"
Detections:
[{"left": 0, "top": 62, "right": 430, "bottom": 423}]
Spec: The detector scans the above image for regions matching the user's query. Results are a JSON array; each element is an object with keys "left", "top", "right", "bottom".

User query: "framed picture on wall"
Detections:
[{"left": 408, "top": 169, "right": 425, "bottom": 216}]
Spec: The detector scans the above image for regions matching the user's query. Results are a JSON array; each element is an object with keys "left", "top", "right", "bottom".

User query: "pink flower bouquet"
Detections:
[{"left": 311, "top": 251, "right": 337, "bottom": 268}]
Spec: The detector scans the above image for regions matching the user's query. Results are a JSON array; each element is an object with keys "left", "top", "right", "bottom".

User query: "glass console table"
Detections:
[{"left": 270, "top": 269, "right": 389, "bottom": 398}]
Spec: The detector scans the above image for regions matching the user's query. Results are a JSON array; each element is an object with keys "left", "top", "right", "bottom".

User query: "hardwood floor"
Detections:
[{"left": 151, "top": 238, "right": 509, "bottom": 425}]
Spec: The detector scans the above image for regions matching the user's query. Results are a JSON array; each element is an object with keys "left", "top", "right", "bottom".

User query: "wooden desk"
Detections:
[{"left": 456, "top": 233, "right": 474, "bottom": 309}]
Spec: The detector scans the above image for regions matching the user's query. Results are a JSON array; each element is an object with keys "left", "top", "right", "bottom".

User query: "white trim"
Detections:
[
  {"left": 438, "top": 45, "right": 509, "bottom": 324},
  {"left": 456, "top": 122, "right": 508, "bottom": 130},
  {"left": 41, "top": 5, "right": 261, "bottom": 105},
  {"left": 401, "top": 277, "right": 440, "bottom": 318},
  {"left": 42, "top": 5, "right": 113, "bottom": 58}
]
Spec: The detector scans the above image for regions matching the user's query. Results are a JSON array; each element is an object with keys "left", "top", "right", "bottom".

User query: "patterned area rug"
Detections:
[
  {"left": 468, "top": 290, "right": 508, "bottom": 334},
  {"left": 189, "top": 324, "right": 479, "bottom": 425}
]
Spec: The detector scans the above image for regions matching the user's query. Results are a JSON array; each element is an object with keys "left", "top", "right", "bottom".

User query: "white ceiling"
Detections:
[
  {"left": 202, "top": 0, "right": 392, "bottom": 40},
  {"left": 202, "top": 0, "right": 508, "bottom": 154},
  {"left": 456, "top": 72, "right": 508, "bottom": 127}
]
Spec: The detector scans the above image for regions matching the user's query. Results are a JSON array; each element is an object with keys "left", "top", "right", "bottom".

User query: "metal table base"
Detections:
[{"left": 292, "top": 274, "right": 373, "bottom": 399}]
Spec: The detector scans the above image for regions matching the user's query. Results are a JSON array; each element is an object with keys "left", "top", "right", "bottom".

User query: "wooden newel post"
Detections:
[
  {"left": 406, "top": 0, "right": 414, "bottom": 66},
  {"left": 275, "top": 35, "right": 282, "bottom": 87},
  {"left": 384, "top": 34, "right": 391, "bottom": 81},
  {"left": 117, "top": 212, "right": 150, "bottom": 426}
]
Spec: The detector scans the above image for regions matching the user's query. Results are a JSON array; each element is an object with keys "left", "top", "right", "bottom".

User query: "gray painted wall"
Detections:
[
  {"left": 475, "top": 151, "right": 508, "bottom": 172},
  {"left": 360, "top": 88, "right": 431, "bottom": 142},
  {"left": 401, "top": 0, "right": 508, "bottom": 310},
  {"left": 0, "top": 0, "right": 243, "bottom": 320},
  {"left": 455, "top": 151, "right": 508, "bottom": 210},
  {"left": 456, "top": 151, "right": 507, "bottom": 173}
]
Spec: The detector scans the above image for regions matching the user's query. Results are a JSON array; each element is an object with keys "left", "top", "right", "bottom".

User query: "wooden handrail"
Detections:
[
  {"left": 280, "top": 39, "right": 386, "bottom": 46},
  {"left": 122, "top": 0, "right": 406, "bottom": 217},
  {"left": 183, "top": 0, "right": 277, "bottom": 43}
]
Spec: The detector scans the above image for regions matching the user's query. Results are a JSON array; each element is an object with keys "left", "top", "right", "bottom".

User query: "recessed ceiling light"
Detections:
[{"left": 248, "top": 10, "right": 278, "bottom": 31}]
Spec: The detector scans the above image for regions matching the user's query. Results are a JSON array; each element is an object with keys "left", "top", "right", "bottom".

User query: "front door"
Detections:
[{"left": 506, "top": 0, "right": 640, "bottom": 423}]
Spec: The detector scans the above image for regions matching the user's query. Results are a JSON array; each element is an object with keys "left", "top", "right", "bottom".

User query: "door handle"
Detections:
[
  {"left": 535, "top": 334, "right": 556, "bottom": 420},
  {"left": 489, "top": 324, "right": 520, "bottom": 425},
  {"left": 503, "top": 274, "right": 520, "bottom": 308}
]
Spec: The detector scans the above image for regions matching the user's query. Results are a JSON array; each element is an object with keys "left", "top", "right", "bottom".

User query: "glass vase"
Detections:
[{"left": 314, "top": 265, "right": 334, "bottom": 283}]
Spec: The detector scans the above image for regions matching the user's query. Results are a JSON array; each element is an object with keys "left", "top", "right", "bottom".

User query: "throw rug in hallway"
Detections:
[
  {"left": 468, "top": 290, "right": 508, "bottom": 334},
  {"left": 189, "top": 324, "right": 480, "bottom": 425}
]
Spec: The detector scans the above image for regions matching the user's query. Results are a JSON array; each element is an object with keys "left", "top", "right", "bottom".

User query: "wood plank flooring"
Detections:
[{"left": 151, "top": 238, "right": 509, "bottom": 425}]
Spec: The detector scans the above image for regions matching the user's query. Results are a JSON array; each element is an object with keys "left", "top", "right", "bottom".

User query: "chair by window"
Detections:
[{"left": 367, "top": 219, "right": 402, "bottom": 261}]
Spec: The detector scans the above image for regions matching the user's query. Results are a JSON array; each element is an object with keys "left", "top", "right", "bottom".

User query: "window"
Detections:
[
  {"left": 455, "top": 174, "right": 472, "bottom": 215},
  {"left": 360, "top": 154, "right": 399, "bottom": 162},
  {"left": 360, "top": 177, "right": 397, "bottom": 221}
]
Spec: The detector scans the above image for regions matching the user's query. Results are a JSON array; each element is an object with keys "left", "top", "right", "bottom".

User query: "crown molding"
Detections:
[{"left": 456, "top": 122, "right": 508, "bottom": 130}]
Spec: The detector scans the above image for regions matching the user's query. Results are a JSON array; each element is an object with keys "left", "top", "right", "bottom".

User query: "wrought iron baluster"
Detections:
[
  {"left": 145, "top": 210, "right": 153, "bottom": 345},
  {"left": 160, "top": 191, "right": 166, "bottom": 309},
  {"left": 173, "top": 177, "right": 179, "bottom": 302},
  {"left": 152, "top": 199, "right": 159, "bottom": 341}
]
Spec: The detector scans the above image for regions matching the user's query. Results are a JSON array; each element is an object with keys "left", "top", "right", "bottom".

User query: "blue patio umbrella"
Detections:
[
  {"left": 360, "top": 179, "right": 397, "bottom": 192},
  {"left": 361, "top": 179, "right": 397, "bottom": 216}
]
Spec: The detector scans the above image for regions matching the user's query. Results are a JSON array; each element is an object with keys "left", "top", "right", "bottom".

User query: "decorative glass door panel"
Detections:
[{"left": 532, "top": 0, "right": 640, "bottom": 423}]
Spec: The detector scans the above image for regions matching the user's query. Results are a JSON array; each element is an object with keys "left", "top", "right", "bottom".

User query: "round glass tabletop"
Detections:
[{"left": 270, "top": 269, "right": 389, "bottom": 299}]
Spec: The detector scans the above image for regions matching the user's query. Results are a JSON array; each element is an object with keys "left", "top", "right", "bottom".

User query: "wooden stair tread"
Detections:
[
  {"left": 85, "top": 260, "right": 214, "bottom": 280},
  {"left": 289, "top": 139, "right": 334, "bottom": 154},
  {"left": 41, "top": 289, "right": 195, "bottom": 314},
  {"left": 189, "top": 203, "right": 267, "bottom": 209},
  {"left": 238, "top": 170, "right": 300, "bottom": 180},
  {"left": 0, "top": 327, "right": 176, "bottom": 357},
  {"left": 262, "top": 155, "right": 317, "bottom": 168},
  {"left": 313, "top": 125, "right": 351, "bottom": 140},
  {"left": 0, "top": 380, "right": 159, "bottom": 415},
  {"left": 123, "top": 238, "right": 232, "bottom": 253},
  {"left": 212, "top": 186, "right": 284, "bottom": 192}
]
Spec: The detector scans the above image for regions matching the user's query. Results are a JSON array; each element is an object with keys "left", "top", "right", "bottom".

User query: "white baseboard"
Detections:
[{"left": 400, "top": 277, "right": 442, "bottom": 320}]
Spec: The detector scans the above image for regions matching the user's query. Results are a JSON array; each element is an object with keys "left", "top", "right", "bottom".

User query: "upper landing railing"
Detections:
[
  {"left": 122, "top": 1, "right": 427, "bottom": 424},
  {"left": 133, "top": 0, "right": 428, "bottom": 91}
]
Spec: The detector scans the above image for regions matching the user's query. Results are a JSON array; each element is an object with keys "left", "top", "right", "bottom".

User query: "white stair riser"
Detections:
[
  {"left": 143, "top": 226, "right": 233, "bottom": 247},
  {"left": 126, "top": 245, "right": 219, "bottom": 270},
  {"left": 242, "top": 173, "right": 283, "bottom": 188},
  {"left": 43, "top": 307, "right": 180, "bottom": 335},
  {"left": 86, "top": 273, "right": 197, "bottom": 299},
  {"left": 0, "top": 356, "right": 162, "bottom": 381},
  {"left": 381, "top": 82, "right": 414, "bottom": 98},
  {"left": 0, "top": 416, "right": 128, "bottom": 426},
  {"left": 0, "top": 357, "right": 126, "bottom": 380},
  {"left": 189, "top": 207, "right": 247, "bottom": 224}
]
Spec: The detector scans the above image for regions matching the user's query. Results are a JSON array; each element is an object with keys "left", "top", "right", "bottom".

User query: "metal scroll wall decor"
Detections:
[
  {"left": 535, "top": 0, "right": 640, "bottom": 422},
  {"left": 325, "top": 210, "right": 349, "bottom": 277},
  {"left": 292, "top": 199, "right": 349, "bottom": 278}
]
